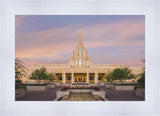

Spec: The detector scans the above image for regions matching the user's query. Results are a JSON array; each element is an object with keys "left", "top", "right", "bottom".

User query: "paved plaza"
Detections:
[
  {"left": 100, "top": 87, "right": 144, "bottom": 101},
  {"left": 16, "top": 86, "right": 144, "bottom": 101},
  {"left": 16, "top": 87, "right": 61, "bottom": 101}
]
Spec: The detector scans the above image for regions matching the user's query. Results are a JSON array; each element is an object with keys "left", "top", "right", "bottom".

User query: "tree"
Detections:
[
  {"left": 106, "top": 67, "right": 135, "bottom": 82},
  {"left": 137, "top": 71, "right": 145, "bottom": 86},
  {"left": 30, "top": 67, "right": 55, "bottom": 82},
  {"left": 105, "top": 71, "right": 114, "bottom": 82},
  {"left": 47, "top": 73, "right": 55, "bottom": 82},
  {"left": 122, "top": 67, "right": 135, "bottom": 80},
  {"left": 15, "top": 58, "right": 27, "bottom": 82},
  {"left": 112, "top": 68, "right": 124, "bottom": 82},
  {"left": 137, "top": 59, "right": 145, "bottom": 86}
]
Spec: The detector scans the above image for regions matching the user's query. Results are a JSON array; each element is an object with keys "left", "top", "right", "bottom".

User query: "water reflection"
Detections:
[{"left": 60, "top": 93, "right": 102, "bottom": 101}]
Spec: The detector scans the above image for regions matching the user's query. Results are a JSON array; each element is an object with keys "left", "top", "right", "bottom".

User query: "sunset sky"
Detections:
[{"left": 15, "top": 15, "right": 145, "bottom": 67}]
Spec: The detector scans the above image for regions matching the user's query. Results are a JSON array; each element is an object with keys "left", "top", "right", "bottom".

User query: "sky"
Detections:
[{"left": 15, "top": 15, "right": 145, "bottom": 67}]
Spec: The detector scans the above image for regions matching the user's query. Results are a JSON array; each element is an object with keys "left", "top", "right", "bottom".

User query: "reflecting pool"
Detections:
[{"left": 60, "top": 93, "right": 102, "bottom": 101}]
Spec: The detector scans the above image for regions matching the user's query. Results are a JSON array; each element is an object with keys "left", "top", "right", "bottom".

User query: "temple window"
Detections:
[
  {"left": 79, "top": 59, "right": 81, "bottom": 66},
  {"left": 98, "top": 76, "right": 102, "bottom": 80},
  {"left": 79, "top": 48, "right": 81, "bottom": 56},
  {"left": 67, "top": 76, "right": 71, "bottom": 80},
  {"left": 90, "top": 76, "right": 94, "bottom": 80},
  {"left": 58, "top": 76, "right": 62, "bottom": 80}
]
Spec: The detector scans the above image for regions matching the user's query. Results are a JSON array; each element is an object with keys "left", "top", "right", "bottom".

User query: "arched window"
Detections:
[{"left": 79, "top": 48, "right": 81, "bottom": 56}]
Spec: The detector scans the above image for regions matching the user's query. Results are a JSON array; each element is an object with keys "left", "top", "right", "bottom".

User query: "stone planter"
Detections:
[
  {"left": 136, "top": 89, "right": 145, "bottom": 98},
  {"left": 76, "top": 85, "right": 85, "bottom": 87},
  {"left": 113, "top": 85, "right": 134, "bottom": 91},
  {"left": 84, "top": 85, "right": 90, "bottom": 88},
  {"left": 56, "top": 90, "right": 70, "bottom": 98},
  {"left": 100, "top": 82, "right": 106, "bottom": 87},
  {"left": 92, "top": 91, "right": 105, "bottom": 99},
  {"left": 46, "top": 84, "right": 55, "bottom": 90},
  {"left": 27, "top": 86, "right": 46, "bottom": 91},
  {"left": 71, "top": 85, "right": 76, "bottom": 88},
  {"left": 70, "top": 89, "right": 92, "bottom": 93},
  {"left": 54, "top": 82, "right": 61, "bottom": 86},
  {"left": 71, "top": 84, "right": 90, "bottom": 88},
  {"left": 106, "top": 84, "right": 114, "bottom": 89},
  {"left": 90, "top": 83, "right": 100, "bottom": 86},
  {"left": 62, "top": 83, "right": 71, "bottom": 86}
]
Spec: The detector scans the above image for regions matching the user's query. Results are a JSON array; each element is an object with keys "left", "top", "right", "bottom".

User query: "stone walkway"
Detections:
[{"left": 16, "top": 86, "right": 144, "bottom": 101}]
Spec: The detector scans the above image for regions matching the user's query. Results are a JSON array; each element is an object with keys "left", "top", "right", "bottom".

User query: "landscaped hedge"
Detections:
[
  {"left": 61, "top": 87, "right": 100, "bottom": 91},
  {"left": 114, "top": 84, "right": 141, "bottom": 86},
  {"left": 21, "top": 84, "right": 47, "bottom": 86},
  {"left": 134, "top": 85, "right": 145, "bottom": 90},
  {"left": 16, "top": 85, "right": 27, "bottom": 91}
]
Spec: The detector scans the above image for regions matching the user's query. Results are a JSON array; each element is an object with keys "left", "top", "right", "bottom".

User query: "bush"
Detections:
[
  {"left": 23, "top": 84, "right": 46, "bottom": 86},
  {"left": 61, "top": 87, "right": 69, "bottom": 91},
  {"left": 137, "top": 70, "right": 145, "bottom": 86},
  {"left": 134, "top": 85, "right": 144, "bottom": 90},
  {"left": 15, "top": 79, "right": 22, "bottom": 84},
  {"left": 16, "top": 85, "right": 27, "bottom": 91},
  {"left": 60, "top": 87, "right": 100, "bottom": 91},
  {"left": 91, "top": 87, "right": 100, "bottom": 91}
]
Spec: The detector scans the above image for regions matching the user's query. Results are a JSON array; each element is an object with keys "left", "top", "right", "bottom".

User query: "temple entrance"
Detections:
[
  {"left": 74, "top": 73, "right": 86, "bottom": 82},
  {"left": 78, "top": 77, "right": 83, "bottom": 82}
]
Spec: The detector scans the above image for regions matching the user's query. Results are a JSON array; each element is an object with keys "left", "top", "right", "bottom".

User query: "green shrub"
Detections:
[
  {"left": 16, "top": 85, "right": 27, "bottom": 91},
  {"left": 15, "top": 79, "right": 22, "bottom": 84},
  {"left": 134, "top": 85, "right": 144, "bottom": 90}
]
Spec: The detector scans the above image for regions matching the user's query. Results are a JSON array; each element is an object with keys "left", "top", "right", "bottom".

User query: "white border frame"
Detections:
[{"left": 0, "top": 0, "right": 160, "bottom": 116}]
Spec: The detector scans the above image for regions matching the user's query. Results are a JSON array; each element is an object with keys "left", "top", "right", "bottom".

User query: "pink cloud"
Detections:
[
  {"left": 15, "top": 18, "right": 145, "bottom": 66},
  {"left": 82, "top": 20, "right": 145, "bottom": 48},
  {"left": 16, "top": 43, "right": 74, "bottom": 58}
]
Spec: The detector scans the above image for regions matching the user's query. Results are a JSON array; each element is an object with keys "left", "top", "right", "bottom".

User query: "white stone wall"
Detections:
[
  {"left": 21, "top": 63, "right": 143, "bottom": 83},
  {"left": 27, "top": 86, "right": 46, "bottom": 91},
  {"left": 113, "top": 85, "right": 134, "bottom": 91}
]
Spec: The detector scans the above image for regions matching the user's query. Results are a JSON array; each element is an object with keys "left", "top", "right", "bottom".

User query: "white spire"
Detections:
[{"left": 78, "top": 22, "right": 82, "bottom": 46}]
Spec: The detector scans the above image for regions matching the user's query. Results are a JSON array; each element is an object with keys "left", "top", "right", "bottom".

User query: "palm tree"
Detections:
[{"left": 15, "top": 58, "right": 27, "bottom": 82}]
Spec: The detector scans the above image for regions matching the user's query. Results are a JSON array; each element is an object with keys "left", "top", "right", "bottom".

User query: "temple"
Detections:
[{"left": 26, "top": 23, "right": 142, "bottom": 83}]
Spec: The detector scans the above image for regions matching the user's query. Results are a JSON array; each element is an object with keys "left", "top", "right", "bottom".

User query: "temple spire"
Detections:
[
  {"left": 78, "top": 22, "right": 82, "bottom": 46},
  {"left": 79, "top": 22, "right": 81, "bottom": 34}
]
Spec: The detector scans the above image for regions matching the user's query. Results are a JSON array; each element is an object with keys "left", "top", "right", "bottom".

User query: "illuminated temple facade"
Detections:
[{"left": 26, "top": 23, "right": 142, "bottom": 83}]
